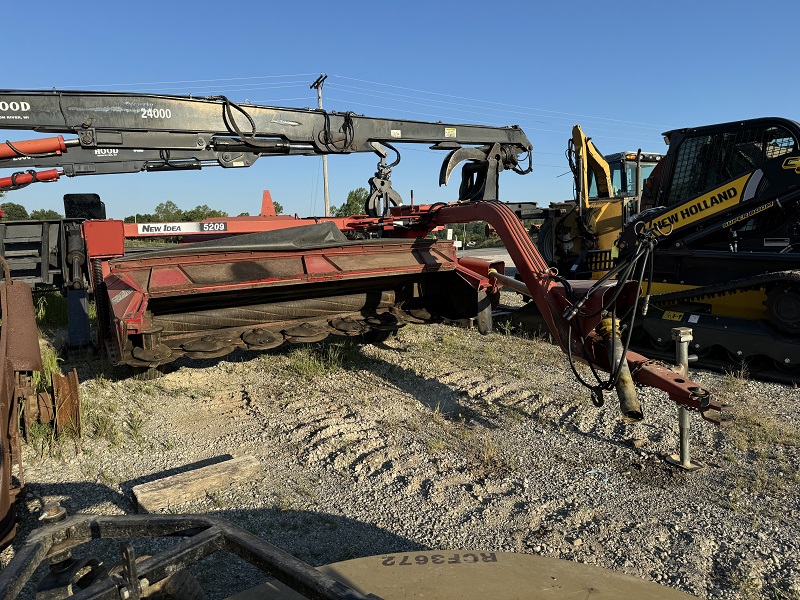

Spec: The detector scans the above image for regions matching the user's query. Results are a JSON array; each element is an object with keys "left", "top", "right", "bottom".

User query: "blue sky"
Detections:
[{"left": 3, "top": 1, "right": 797, "bottom": 219}]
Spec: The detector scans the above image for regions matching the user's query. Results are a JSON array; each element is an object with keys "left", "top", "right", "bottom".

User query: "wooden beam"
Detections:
[{"left": 132, "top": 455, "right": 260, "bottom": 513}]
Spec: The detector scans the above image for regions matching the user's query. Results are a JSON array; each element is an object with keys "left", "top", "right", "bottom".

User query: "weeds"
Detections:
[
  {"left": 431, "top": 402, "right": 446, "bottom": 424},
  {"left": 427, "top": 438, "right": 446, "bottom": 453},
  {"left": 98, "top": 470, "right": 120, "bottom": 487},
  {"left": 207, "top": 490, "right": 225, "bottom": 508},
  {"left": 725, "top": 404, "right": 799, "bottom": 453},
  {"left": 720, "top": 363, "right": 749, "bottom": 396},
  {"left": 32, "top": 340, "right": 62, "bottom": 394},
  {"left": 90, "top": 373, "right": 113, "bottom": 391},
  {"left": 273, "top": 494, "right": 293, "bottom": 512},
  {"left": 498, "top": 320, "right": 515, "bottom": 336},
  {"left": 26, "top": 422, "right": 54, "bottom": 459},
  {"left": 81, "top": 396, "right": 122, "bottom": 446},
  {"left": 441, "top": 331, "right": 463, "bottom": 353},
  {"left": 34, "top": 293, "right": 69, "bottom": 330},
  {"left": 476, "top": 436, "right": 498, "bottom": 465},
  {"left": 286, "top": 343, "right": 346, "bottom": 378},
  {"left": 127, "top": 411, "right": 145, "bottom": 441},
  {"left": 726, "top": 568, "right": 763, "bottom": 600}
]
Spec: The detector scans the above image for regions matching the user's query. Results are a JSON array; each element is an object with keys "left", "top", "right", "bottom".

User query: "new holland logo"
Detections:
[
  {"left": 782, "top": 156, "right": 800, "bottom": 174},
  {"left": 647, "top": 173, "right": 750, "bottom": 233}
]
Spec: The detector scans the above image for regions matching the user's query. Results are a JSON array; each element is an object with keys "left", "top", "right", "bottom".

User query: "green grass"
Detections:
[
  {"left": 81, "top": 395, "right": 122, "bottom": 446},
  {"left": 34, "top": 292, "right": 69, "bottom": 330},
  {"left": 286, "top": 344, "right": 343, "bottom": 378},
  {"left": 127, "top": 410, "right": 145, "bottom": 441},
  {"left": 26, "top": 422, "right": 54, "bottom": 459},
  {"left": 32, "top": 339, "right": 62, "bottom": 393}
]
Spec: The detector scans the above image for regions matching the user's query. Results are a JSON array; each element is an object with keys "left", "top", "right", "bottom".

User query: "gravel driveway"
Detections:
[{"left": 3, "top": 294, "right": 799, "bottom": 599}]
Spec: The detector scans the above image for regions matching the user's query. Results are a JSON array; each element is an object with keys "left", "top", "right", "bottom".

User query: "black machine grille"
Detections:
[
  {"left": 586, "top": 249, "right": 614, "bottom": 272},
  {"left": 666, "top": 125, "right": 797, "bottom": 206}
]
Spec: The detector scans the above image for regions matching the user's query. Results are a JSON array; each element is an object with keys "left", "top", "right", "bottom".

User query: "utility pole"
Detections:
[{"left": 310, "top": 74, "right": 330, "bottom": 217}]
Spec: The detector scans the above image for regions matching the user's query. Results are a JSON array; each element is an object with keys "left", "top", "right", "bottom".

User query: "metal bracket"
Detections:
[{"left": 117, "top": 542, "right": 144, "bottom": 600}]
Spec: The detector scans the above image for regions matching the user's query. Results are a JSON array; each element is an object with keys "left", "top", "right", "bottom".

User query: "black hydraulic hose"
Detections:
[
  {"left": 6, "top": 169, "right": 40, "bottom": 190},
  {"left": 564, "top": 236, "right": 655, "bottom": 398},
  {"left": 573, "top": 236, "right": 656, "bottom": 320},
  {"left": 320, "top": 110, "right": 356, "bottom": 153},
  {"left": 512, "top": 150, "right": 533, "bottom": 175},
  {"left": 606, "top": 244, "right": 651, "bottom": 381},
  {"left": 208, "top": 95, "right": 290, "bottom": 151},
  {"left": 383, "top": 142, "right": 401, "bottom": 168},
  {"left": 4, "top": 140, "right": 45, "bottom": 158},
  {"left": 149, "top": 149, "right": 201, "bottom": 171},
  {"left": 642, "top": 246, "right": 655, "bottom": 315}
]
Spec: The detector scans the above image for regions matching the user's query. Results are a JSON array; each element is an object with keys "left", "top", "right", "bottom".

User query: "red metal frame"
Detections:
[{"left": 78, "top": 194, "right": 721, "bottom": 418}]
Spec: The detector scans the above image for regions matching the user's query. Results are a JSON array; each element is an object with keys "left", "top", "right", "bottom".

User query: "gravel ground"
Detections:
[{"left": 3, "top": 292, "right": 800, "bottom": 599}]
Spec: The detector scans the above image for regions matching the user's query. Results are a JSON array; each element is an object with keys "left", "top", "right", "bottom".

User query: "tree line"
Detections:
[
  {"left": 0, "top": 198, "right": 284, "bottom": 222},
  {"left": 122, "top": 201, "right": 229, "bottom": 224},
  {"left": 0, "top": 201, "right": 62, "bottom": 221}
]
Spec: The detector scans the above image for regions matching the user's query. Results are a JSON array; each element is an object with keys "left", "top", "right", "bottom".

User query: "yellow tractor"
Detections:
[
  {"left": 536, "top": 125, "right": 663, "bottom": 279},
  {"left": 538, "top": 119, "right": 800, "bottom": 379}
]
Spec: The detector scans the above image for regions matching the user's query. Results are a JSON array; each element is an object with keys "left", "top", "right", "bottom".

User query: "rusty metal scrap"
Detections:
[{"left": 53, "top": 369, "right": 81, "bottom": 437}]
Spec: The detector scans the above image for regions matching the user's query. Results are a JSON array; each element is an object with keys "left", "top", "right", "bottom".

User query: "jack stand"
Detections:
[{"left": 664, "top": 327, "right": 705, "bottom": 472}]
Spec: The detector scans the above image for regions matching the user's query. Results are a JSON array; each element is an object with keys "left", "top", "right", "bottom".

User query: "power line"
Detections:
[
  {"left": 62, "top": 74, "right": 319, "bottom": 89},
  {"left": 331, "top": 74, "right": 671, "bottom": 129},
  {"left": 327, "top": 82, "right": 661, "bottom": 136},
  {"left": 325, "top": 96, "right": 662, "bottom": 148},
  {"left": 56, "top": 72, "right": 667, "bottom": 133}
]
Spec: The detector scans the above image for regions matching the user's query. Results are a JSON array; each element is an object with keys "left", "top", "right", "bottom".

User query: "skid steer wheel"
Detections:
[{"left": 765, "top": 285, "right": 800, "bottom": 334}]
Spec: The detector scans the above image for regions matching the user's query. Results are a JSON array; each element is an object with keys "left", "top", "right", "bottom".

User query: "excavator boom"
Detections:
[{"left": 571, "top": 124, "right": 613, "bottom": 207}]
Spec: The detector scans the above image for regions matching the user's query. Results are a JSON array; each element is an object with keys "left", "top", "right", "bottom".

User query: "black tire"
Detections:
[{"left": 536, "top": 218, "right": 555, "bottom": 266}]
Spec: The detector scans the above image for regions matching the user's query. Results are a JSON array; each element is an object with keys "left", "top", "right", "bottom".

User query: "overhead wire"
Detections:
[
  {"left": 329, "top": 81, "right": 659, "bottom": 134},
  {"left": 55, "top": 73, "right": 666, "bottom": 153},
  {"left": 332, "top": 74, "right": 670, "bottom": 129},
  {"left": 62, "top": 74, "right": 319, "bottom": 90},
  {"left": 38, "top": 73, "right": 666, "bottom": 216},
  {"left": 61, "top": 73, "right": 666, "bottom": 143},
  {"left": 324, "top": 95, "right": 662, "bottom": 149}
]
